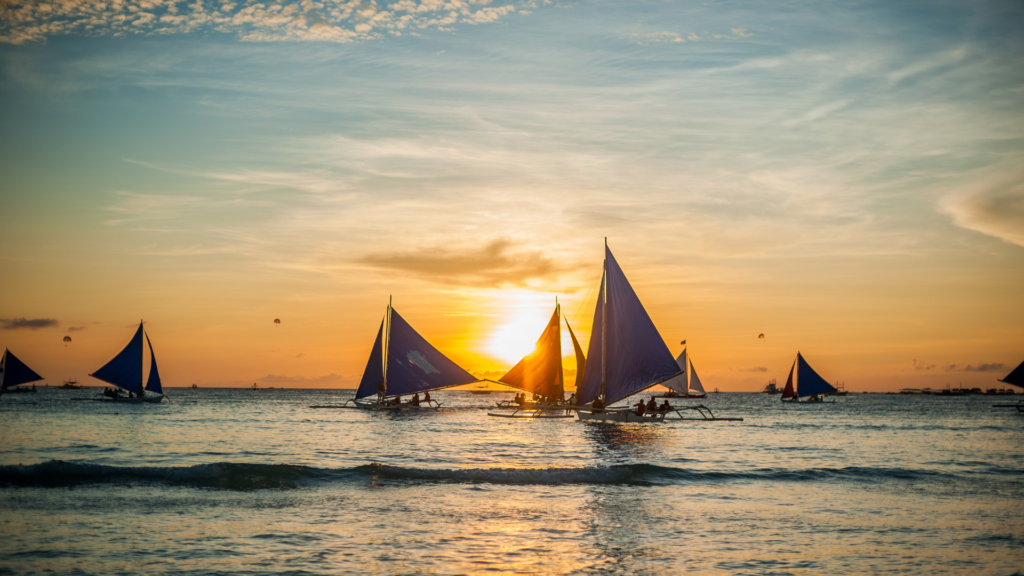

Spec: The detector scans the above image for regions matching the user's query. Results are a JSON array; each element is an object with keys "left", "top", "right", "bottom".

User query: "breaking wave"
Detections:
[{"left": 1, "top": 460, "right": 1013, "bottom": 490}]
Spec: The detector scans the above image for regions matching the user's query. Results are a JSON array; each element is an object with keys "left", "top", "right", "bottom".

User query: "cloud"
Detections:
[
  {"left": 358, "top": 238, "right": 578, "bottom": 288},
  {"left": 634, "top": 31, "right": 684, "bottom": 44},
  {"left": 1, "top": 318, "right": 59, "bottom": 330},
  {"left": 257, "top": 373, "right": 352, "bottom": 387},
  {"left": 67, "top": 326, "right": 87, "bottom": 332},
  {"left": 941, "top": 167, "right": 1024, "bottom": 248},
  {"left": 960, "top": 363, "right": 1005, "bottom": 372},
  {"left": 739, "top": 366, "right": 767, "bottom": 372},
  {"left": 0, "top": 0, "right": 524, "bottom": 45},
  {"left": 912, "top": 359, "right": 935, "bottom": 371}
]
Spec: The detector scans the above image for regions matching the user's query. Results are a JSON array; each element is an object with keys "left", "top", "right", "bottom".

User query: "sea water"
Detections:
[{"left": 1, "top": 389, "right": 1021, "bottom": 575}]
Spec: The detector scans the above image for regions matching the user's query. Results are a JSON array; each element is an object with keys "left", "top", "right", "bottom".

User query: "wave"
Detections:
[{"left": 1, "top": 460, "right": 1017, "bottom": 490}]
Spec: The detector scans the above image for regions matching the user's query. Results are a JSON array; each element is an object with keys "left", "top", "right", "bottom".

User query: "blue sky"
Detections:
[{"left": 1, "top": 0, "right": 1022, "bottom": 389}]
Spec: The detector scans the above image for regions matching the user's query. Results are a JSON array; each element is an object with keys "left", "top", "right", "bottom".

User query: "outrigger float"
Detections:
[{"left": 311, "top": 297, "right": 477, "bottom": 411}]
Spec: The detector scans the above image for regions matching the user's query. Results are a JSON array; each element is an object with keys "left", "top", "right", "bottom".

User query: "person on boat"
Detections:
[
  {"left": 660, "top": 399, "right": 672, "bottom": 412},
  {"left": 410, "top": 393, "right": 421, "bottom": 406},
  {"left": 646, "top": 397, "right": 658, "bottom": 412},
  {"left": 376, "top": 380, "right": 386, "bottom": 404},
  {"left": 635, "top": 399, "right": 646, "bottom": 417},
  {"left": 388, "top": 395, "right": 401, "bottom": 406},
  {"left": 592, "top": 396, "right": 605, "bottom": 410},
  {"left": 423, "top": 391, "right": 431, "bottom": 405}
]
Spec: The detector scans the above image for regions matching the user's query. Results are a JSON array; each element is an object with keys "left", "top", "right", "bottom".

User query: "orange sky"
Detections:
[{"left": 2, "top": 2, "right": 1023, "bottom": 392}]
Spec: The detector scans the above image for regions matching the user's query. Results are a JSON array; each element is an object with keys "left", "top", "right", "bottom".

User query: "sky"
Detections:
[{"left": 1, "top": 0, "right": 1022, "bottom": 392}]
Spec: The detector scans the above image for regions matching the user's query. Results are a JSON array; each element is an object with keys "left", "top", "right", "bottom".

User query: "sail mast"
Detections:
[
  {"left": 600, "top": 238, "right": 608, "bottom": 400},
  {"left": 383, "top": 296, "right": 392, "bottom": 395}
]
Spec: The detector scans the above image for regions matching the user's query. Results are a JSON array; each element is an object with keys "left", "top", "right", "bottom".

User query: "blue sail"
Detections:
[
  {"left": 1, "top": 349, "right": 44, "bottom": 389},
  {"left": 999, "top": 360, "right": 1024, "bottom": 389},
  {"left": 384, "top": 308, "right": 477, "bottom": 397},
  {"left": 90, "top": 323, "right": 144, "bottom": 394},
  {"left": 577, "top": 246, "right": 681, "bottom": 405},
  {"left": 145, "top": 333, "right": 163, "bottom": 395},
  {"left": 354, "top": 319, "right": 385, "bottom": 400},
  {"left": 796, "top": 353, "right": 838, "bottom": 397}
]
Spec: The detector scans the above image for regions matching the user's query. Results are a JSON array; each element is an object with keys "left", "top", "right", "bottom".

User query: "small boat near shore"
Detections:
[
  {"left": 573, "top": 241, "right": 741, "bottom": 423},
  {"left": 0, "top": 349, "right": 44, "bottom": 395},
  {"left": 656, "top": 347, "right": 707, "bottom": 399},
  {"left": 992, "top": 360, "right": 1023, "bottom": 412},
  {"left": 339, "top": 298, "right": 478, "bottom": 410},
  {"left": 59, "top": 379, "right": 82, "bottom": 390},
  {"left": 89, "top": 321, "right": 166, "bottom": 403},
  {"left": 780, "top": 353, "right": 837, "bottom": 404}
]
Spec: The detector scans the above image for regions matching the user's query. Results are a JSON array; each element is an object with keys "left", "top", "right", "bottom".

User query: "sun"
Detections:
[{"left": 489, "top": 315, "right": 547, "bottom": 365}]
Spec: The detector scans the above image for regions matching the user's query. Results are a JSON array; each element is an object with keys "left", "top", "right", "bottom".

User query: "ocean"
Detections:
[{"left": 1, "top": 389, "right": 1022, "bottom": 575}]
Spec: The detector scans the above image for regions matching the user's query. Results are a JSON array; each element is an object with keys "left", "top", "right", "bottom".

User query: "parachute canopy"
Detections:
[
  {"left": 758, "top": 333, "right": 765, "bottom": 339},
  {"left": 63, "top": 336, "right": 72, "bottom": 343},
  {"left": 274, "top": 319, "right": 281, "bottom": 324}
]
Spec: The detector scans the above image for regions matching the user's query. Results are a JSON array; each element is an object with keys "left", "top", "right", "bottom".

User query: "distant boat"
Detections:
[
  {"left": 59, "top": 379, "right": 81, "bottom": 390},
  {"left": 658, "top": 347, "right": 707, "bottom": 399},
  {"left": 780, "top": 352, "right": 837, "bottom": 403},
  {"left": 0, "top": 349, "right": 44, "bottom": 395},
  {"left": 346, "top": 298, "right": 478, "bottom": 410},
  {"left": 88, "top": 321, "right": 165, "bottom": 403},
  {"left": 763, "top": 378, "right": 781, "bottom": 394},
  {"left": 575, "top": 242, "right": 687, "bottom": 423}
]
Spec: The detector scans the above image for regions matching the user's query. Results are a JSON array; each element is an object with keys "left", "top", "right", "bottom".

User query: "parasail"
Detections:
[
  {"left": 274, "top": 319, "right": 281, "bottom": 325},
  {"left": 63, "top": 336, "right": 72, "bottom": 343},
  {"left": 758, "top": 333, "right": 765, "bottom": 339}
]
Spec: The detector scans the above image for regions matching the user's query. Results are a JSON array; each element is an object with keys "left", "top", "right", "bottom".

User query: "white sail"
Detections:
[
  {"left": 662, "top": 349, "right": 689, "bottom": 394},
  {"left": 688, "top": 357, "right": 706, "bottom": 394}
]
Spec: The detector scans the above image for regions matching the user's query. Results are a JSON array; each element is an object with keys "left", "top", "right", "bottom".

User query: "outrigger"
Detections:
[{"left": 311, "top": 297, "right": 477, "bottom": 411}]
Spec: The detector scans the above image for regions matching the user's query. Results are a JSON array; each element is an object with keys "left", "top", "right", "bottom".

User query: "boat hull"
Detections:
[{"left": 94, "top": 395, "right": 164, "bottom": 403}]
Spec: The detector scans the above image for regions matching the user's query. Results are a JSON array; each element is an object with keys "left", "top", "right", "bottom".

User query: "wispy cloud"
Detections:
[
  {"left": 0, "top": 0, "right": 524, "bottom": 45},
  {"left": 0, "top": 318, "right": 59, "bottom": 330},
  {"left": 941, "top": 167, "right": 1024, "bottom": 248},
  {"left": 257, "top": 373, "right": 352, "bottom": 387},
  {"left": 912, "top": 359, "right": 936, "bottom": 371},
  {"left": 960, "top": 363, "right": 1005, "bottom": 373},
  {"left": 739, "top": 366, "right": 768, "bottom": 373}
]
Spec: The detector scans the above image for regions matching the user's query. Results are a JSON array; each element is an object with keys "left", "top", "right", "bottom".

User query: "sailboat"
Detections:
[
  {"left": 0, "top": 349, "right": 44, "bottom": 395},
  {"left": 659, "top": 347, "right": 708, "bottom": 399},
  {"left": 992, "top": 360, "right": 1024, "bottom": 412},
  {"left": 487, "top": 300, "right": 586, "bottom": 418},
  {"left": 780, "top": 352, "right": 837, "bottom": 403},
  {"left": 575, "top": 241, "right": 684, "bottom": 422},
  {"left": 88, "top": 321, "right": 165, "bottom": 403},
  {"left": 347, "top": 299, "right": 479, "bottom": 410}
]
